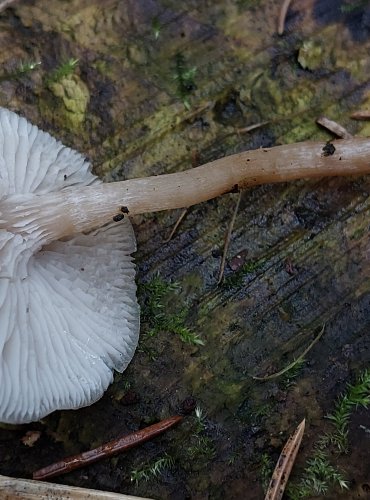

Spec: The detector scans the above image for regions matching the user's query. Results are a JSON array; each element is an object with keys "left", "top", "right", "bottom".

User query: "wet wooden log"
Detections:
[{"left": 0, "top": 0, "right": 370, "bottom": 498}]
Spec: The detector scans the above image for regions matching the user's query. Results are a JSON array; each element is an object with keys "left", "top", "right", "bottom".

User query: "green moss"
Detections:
[
  {"left": 287, "top": 369, "right": 370, "bottom": 498},
  {"left": 0, "top": 60, "right": 41, "bottom": 83},
  {"left": 325, "top": 369, "right": 370, "bottom": 453},
  {"left": 186, "top": 435, "right": 216, "bottom": 461},
  {"left": 287, "top": 449, "right": 349, "bottom": 499},
  {"left": 46, "top": 58, "right": 79, "bottom": 84},
  {"left": 350, "top": 227, "right": 366, "bottom": 240},
  {"left": 183, "top": 406, "right": 216, "bottom": 465},
  {"left": 236, "top": 0, "right": 262, "bottom": 8},
  {"left": 298, "top": 40, "right": 325, "bottom": 71},
  {"left": 341, "top": 0, "right": 368, "bottom": 13},
  {"left": 173, "top": 52, "right": 197, "bottom": 109},
  {"left": 222, "top": 259, "right": 264, "bottom": 290},
  {"left": 130, "top": 454, "right": 174, "bottom": 485},
  {"left": 139, "top": 275, "right": 204, "bottom": 346},
  {"left": 260, "top": 452, "right": 273, "bottom": 492},
  {"left": 151, "top": 16, "right": 162, "bottom": 40},
  {"left": 279, "top": 358, "right": 305, "bottom": 390},
  {"left": 46, "top": 73, "right": 89, "bottom": 129}
]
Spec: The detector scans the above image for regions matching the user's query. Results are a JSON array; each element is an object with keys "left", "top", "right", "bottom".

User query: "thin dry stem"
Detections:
[
  {"left": 253, "top": 324, "right": 325, "bottom": 381},
  {"left": 165, "top": 208, "right": 189, "bottom": 242},
  {"left": 217, "top": 192, "right": 242, "bottom": 284}
]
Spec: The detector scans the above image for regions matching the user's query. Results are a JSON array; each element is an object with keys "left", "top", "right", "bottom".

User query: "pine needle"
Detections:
[
  {"left": 217, "top": 192, "right": 242, "bottom": 284},
  {"left": 253, "top": 324, "right": 325, "bottom": 381}
]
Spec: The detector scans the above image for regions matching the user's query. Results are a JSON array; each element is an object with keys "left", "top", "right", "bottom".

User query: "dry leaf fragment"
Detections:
[{"left": 264, "top": 419, "right": 305, "bottom": 500}]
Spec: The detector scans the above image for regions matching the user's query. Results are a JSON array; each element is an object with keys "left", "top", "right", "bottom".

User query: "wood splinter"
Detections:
[
  {"left": 33, "top": 415, "right": 183, "bottom": 481},
  {"left": 264, "top": 419, "right": 306, "bottom": 500},
  {"left": 316, "top": 116, "right": 352, "bottom": 139}
]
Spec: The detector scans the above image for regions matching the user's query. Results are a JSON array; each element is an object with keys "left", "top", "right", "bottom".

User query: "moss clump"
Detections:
[
  {"left": 298, "top": 40, "right": 325, "bottom": 71},
  {"left": 47, "top": 73, "right": 89, "bottom": 128},
  {"left": 139, "top": 275, "right": 204, "bottom": 346},
  {"left": 130, "top": 454, "right": 174, "bottom": 486},
  {"left": 287, "top": 369, "right": 370, "bottom": 498}
]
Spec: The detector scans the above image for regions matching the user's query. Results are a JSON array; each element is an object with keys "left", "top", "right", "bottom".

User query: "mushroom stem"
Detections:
[
  {"left": 60, "top": 138, "right": 370, "bottom": 232},
  {"left": 3, "top": 138, "right": 370, "bottom": 242}
]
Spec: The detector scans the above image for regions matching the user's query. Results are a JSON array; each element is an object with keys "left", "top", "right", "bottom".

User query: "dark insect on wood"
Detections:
[
  {"left": 113, "top": 213, "right": 124, "bottom": 222},
  {"left": 322, "top": 142, "right": 336, "bottom": 156}
]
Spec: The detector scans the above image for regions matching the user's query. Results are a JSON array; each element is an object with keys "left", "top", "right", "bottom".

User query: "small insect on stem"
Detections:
[{"left": 120, "top": 206, "right": 129, "bottom": 214}]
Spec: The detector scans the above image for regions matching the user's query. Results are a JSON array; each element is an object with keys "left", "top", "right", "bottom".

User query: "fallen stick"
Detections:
[
  {"left": 33, "top": 415, "right": 182, "bottom": 481},
  {"left": 0, "top": 474, "right": 152, "bottom": 499}
]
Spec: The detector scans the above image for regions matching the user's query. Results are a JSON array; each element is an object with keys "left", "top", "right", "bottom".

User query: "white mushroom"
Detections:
[
  {"left": 0, "top": 108, "right": 138, "bottom": 424},
  {"left": 1, "top": 107, "right": 370, "bottom": 424}
]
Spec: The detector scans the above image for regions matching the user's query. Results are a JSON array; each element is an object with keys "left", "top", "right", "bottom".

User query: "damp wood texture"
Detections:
[{"left": 0, "top": 1, "right": 370, "bottom": 499}]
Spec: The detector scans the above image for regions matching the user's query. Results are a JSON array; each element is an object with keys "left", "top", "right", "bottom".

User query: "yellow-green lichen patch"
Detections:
[
  {"left": 47, "top": 74, "right": 89, "bottom": 129},
  {"left": 298, "top": 40, "right": 326, "bottom": 71}
]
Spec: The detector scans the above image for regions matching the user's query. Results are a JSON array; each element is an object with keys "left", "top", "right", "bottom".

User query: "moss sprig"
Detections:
[
  {"left": 287, "top": 369, "right": 370, "bottom": 498},
  {"left": 139, "top": 275, "right": 204, "bottom": 346},
  {"left": 130, "top": 454, "right": 174, "bottom": 485}
]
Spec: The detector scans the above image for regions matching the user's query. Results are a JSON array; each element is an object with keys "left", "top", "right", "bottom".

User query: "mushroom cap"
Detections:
[{"left": 0, "top": 108, "right": 139, "bottom": 424}]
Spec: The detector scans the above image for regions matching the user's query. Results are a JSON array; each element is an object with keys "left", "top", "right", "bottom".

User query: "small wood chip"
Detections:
[
  {"left": 350, "top": 110, "right": 370, "bottom": 120},
  {"left": 264, "top": 419, "right": 306, "bottom": 500},
  {"left": 316, "top": 116, "right": 352, "bottom": 139}
]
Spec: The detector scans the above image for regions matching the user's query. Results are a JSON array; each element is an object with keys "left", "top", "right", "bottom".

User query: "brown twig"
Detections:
[
  {"left": 217, "top": 192, "right": 242, "bottom": 284},
  {"left": 350, "top": 110, "right": 370, "bottom": 120},
  {"left": 316, "top": 116, "right": 352, "bottom": 139},
  {"left": 278, "top": 0, "right": 293, "bottom": 35},
  {"left": 33, "top": 415, "right": 182, "bottom": 481},
  {"left": 235, "top": 121, "right": 269, "bottom": 134},
  {"left": 165, "top": 207, "right": 189, "bottom": 242},
  {"left": 264, "top": 419, "right": 306, "bottom": 500}
]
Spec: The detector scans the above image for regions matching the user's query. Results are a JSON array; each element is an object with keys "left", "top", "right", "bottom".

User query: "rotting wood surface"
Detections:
[{"left": 0, "top": 1, "right": 370, "bottom": 499}]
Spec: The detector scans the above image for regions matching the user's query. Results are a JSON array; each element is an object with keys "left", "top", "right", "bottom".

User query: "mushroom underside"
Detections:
[{"left": 0, "top": 108, "right": 139, "bottom": 424}]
